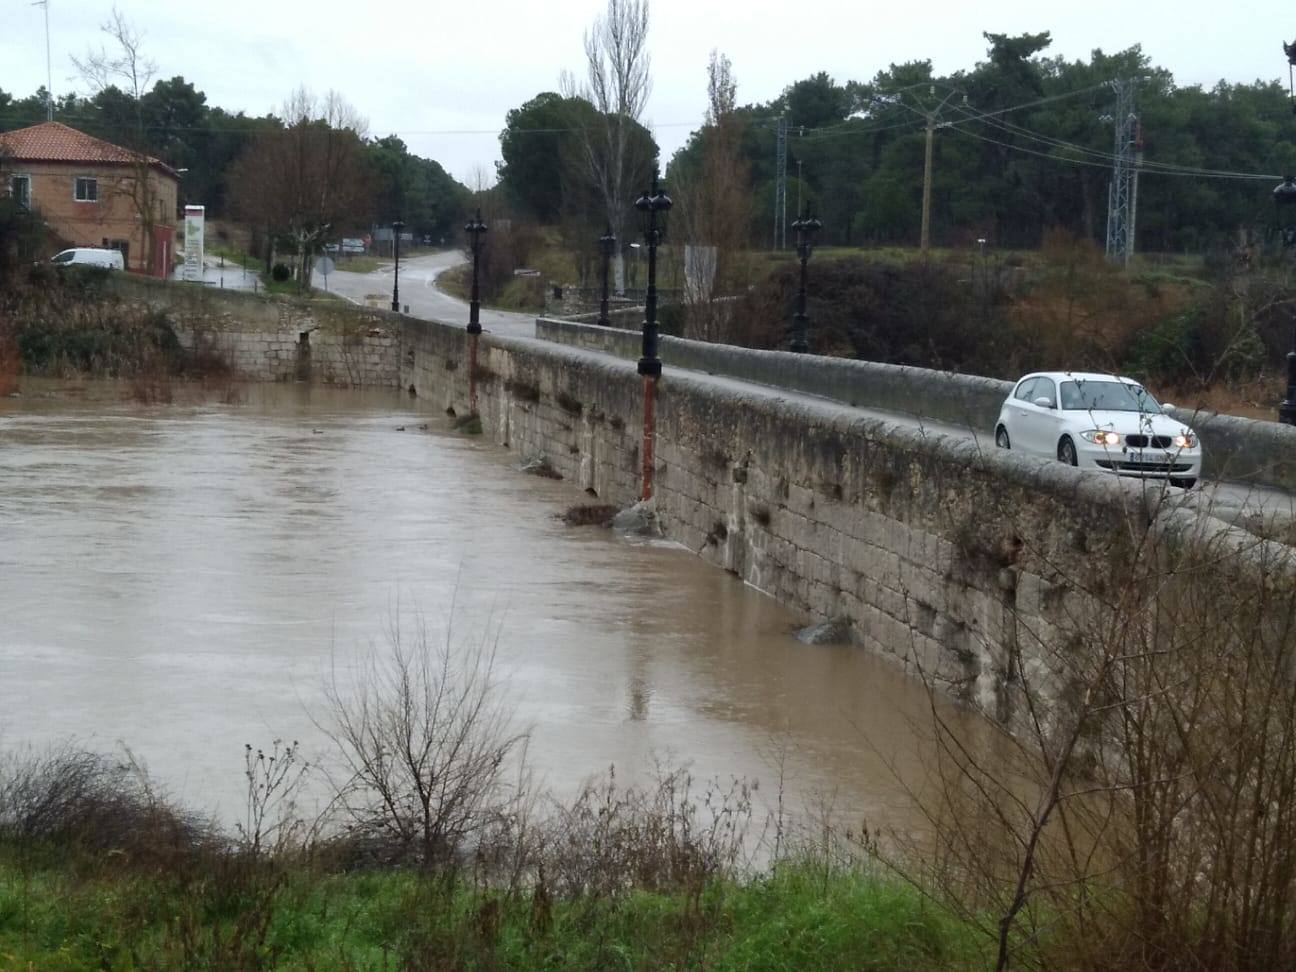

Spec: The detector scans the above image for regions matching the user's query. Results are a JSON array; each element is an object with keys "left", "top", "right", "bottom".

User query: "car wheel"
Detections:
[
  {"left": 1170, "top": 477, "right": 1197, "bottom": 490},
  {"left": 1058, "top": 437, "right": 1078, "bottom": 466},
  {"left": 995, "top": 426, "right": 1010, "bottom": 449}
]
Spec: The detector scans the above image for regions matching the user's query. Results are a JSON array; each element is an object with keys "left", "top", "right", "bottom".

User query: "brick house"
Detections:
[{"left": 0, "top": 121, "right": 179, "bottom": 277}]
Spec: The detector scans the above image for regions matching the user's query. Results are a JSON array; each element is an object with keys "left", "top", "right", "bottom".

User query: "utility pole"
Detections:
[
  {"left": 921, "top": 111, "right": 935, "bottom": 254},
  {"left": 1104, "top": 79, "right": 1138, "bottom": 267},
  {"left": 774, "top": 116, "right": 788, "bottom": 250},
  {"left": 918, "top": 86, "right": 960, "bottom": 256},
  {"left": 796, "top": 158, "right": 803, "bottom": 216}
]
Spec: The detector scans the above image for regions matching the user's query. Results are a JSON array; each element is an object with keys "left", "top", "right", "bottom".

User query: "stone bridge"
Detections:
[{"left": 109, "top": 277, "right": 1296, "bottom": 724}]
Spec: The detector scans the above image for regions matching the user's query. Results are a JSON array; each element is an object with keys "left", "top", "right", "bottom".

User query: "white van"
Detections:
[{"left": 50, "top": 248, "right": 125, "bottom": 270}]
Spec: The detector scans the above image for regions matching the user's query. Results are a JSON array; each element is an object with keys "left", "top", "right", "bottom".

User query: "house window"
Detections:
[
  {"left": 9, "top": 175, "right": 31, "bottom": 209},
  {"left": 74, "top": 177, "right": 98, "bottom": 202}
]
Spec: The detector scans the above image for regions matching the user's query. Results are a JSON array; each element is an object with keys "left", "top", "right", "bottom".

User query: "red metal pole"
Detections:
[
  {"left": 468, "top": 333, "right": 479, "bottom": 414},
  {"left": 641, "top": 375, "right": 656, "bottom": 500}
]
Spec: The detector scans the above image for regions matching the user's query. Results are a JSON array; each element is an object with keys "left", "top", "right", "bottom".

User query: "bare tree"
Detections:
[
  {"left": 72, "top": 7, "right": 167, "bottom": 273},
  {"left": 319, "top": 615, "right": 529, "bottom": 870},
  {"left": 229, "top": 88, "right": 373, "bottom": 291},
  {"left": 563, "top": 0, "right": 653, "bottom": 293},
  {"left": 72, "top": 7, "right": 156, "bottom": 107},
  {"left": 883, "top": 473, "right": 1296, "bottom": 971},
  {"left": 675, "top": 50, "right": 753, "bottom": 342}
]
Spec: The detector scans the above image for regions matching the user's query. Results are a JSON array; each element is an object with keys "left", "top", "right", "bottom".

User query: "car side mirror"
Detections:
[
  {"left": 1032, "top": 396, "right": 1053, "bottom": 409},
  {"left": 1160, "top": 402, "right": 1176, "bottom": 414}
]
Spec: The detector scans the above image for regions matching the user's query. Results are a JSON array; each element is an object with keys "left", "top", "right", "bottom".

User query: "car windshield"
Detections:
[
  {"left": 1059, "top": 380, "right": 1158, "bottom": 413},
  {"left": 51, "top": 251, "right": 74, "bottom": 264}
]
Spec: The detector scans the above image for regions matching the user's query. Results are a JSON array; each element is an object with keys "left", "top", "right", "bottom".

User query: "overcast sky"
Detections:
[{"left": 4, "top": 0, "right": 1290, "bottom": 188}]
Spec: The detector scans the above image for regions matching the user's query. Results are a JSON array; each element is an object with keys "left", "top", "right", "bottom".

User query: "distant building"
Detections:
[{"left": 0, "top": 121, "right": 179, "bottom": 277}]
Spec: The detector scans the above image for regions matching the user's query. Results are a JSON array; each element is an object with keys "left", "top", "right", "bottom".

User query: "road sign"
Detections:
[{"left": 313, "top": 255, "right": 335, "bottom": 290}]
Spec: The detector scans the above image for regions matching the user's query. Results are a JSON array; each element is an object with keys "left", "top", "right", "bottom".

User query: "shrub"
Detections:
[
  {"left": 271, "top": 262, "right": 291, "bottom": 283},
  {"left": 319, "top": 619, "right": 528, "bottom": 870}
]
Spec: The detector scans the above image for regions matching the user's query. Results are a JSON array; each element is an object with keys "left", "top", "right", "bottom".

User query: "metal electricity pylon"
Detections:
[
  {"left": 1105, "top": 79, "right": 1139, "bottom": 266},
  {"left": 774, "top": 116, "right": 789, "bottom": 250}
]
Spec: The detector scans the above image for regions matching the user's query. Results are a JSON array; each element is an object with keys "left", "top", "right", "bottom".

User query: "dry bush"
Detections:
[
  {"left": 542, "top": 764, "right": 756, "bottom": 900},
  {"left": 319, "top": 617, "right": 529, "bottom": 871},
  {"left": 0, "top": 317, "right": 17, "bottom": 396},
  {"left": 0, "top": 743, "right": 211, "bottom": 860},
  {"left": 236, "top": 739, "right": 311, "bottom": 861},
  {"left": 895, "top": 482, "right": 1296, "bottom": 971}
]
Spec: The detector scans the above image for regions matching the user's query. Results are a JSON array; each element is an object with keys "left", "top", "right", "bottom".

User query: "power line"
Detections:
[
  {"left": 950, "top": 105, "right": 1283, "bottom": 181},
  {"left": 945, "top": 121, "right": 1281, "bottom": 181},
  {"left": 948, "top": 83, "right": 1112, "bottom": 125}
]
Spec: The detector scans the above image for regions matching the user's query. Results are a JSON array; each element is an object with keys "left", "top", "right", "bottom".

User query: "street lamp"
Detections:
[
  {"left": 597, "top": 225, "right": 616, "bottom": 327},
  {"left": 634, "top": 173, "right": 671, "bottom": 377},
  {"left": 1275, "top": 177, "right": 1296, "bottom": 423},
  {"left": 390, "top": 219, "right": 404, "bottom": 313},
  {"left": 464, "top": 209, "right": 488, "bottom": 335},
  {"left": 789, "top": 209, "right": 822, "bottom": 354}
]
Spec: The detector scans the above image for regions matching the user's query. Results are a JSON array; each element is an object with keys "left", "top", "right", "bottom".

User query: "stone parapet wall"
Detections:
[
  {"left": 535, "top": 317, "right": 1296, "bottom": 493},
  {"left": 107, "top": 275, "right": 401, "bottom": 386}
]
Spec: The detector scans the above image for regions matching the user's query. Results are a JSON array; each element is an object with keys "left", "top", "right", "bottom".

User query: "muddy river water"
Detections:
[{"left": 1, "top": 381, "right": 958, "bottom": 834}]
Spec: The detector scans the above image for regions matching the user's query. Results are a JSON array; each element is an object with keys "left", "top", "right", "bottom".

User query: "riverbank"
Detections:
[{"left": 0, "top": 842, "right": 981, "bottom": 970}]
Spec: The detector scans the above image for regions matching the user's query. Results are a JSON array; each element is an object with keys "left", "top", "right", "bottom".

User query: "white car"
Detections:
[{"left": 994, "top": 372, "right": 1202, "bottom": 489}]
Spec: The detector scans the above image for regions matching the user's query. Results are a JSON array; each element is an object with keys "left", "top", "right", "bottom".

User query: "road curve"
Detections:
[{"left": 325, "top": 250, "right": 536, "bottom": 339}]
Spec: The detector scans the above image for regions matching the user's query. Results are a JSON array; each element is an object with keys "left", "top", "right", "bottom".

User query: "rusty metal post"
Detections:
[
  {"left": 641, "top": 375, "right": 656, "bottom": 500},
  {"left": 468, "top": 333, "right": 479, "bottom": 414}
]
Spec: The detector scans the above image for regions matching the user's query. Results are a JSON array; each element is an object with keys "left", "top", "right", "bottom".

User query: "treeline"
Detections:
[
  {"left": 496, "top": 32, "right": 1296, "bottom": 253},
  {"left": 0, "top": 81, "right": 470, "bottom": 242}
]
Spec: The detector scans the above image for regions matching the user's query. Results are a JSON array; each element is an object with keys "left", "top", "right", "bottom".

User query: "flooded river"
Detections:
[{"left": 0, "top": 381, "right": 954, "bottom": 834}]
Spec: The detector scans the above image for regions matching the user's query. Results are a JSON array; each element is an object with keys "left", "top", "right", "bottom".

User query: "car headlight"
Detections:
[
  {"left": 1082, "top": 430, "right": 1122, "bottom": 446},
  {"left": 1173, "top": 433, "right": 1197, "bottom": 449}
]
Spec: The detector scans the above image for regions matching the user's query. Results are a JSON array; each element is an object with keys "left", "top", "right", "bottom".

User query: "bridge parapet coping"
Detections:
[{"left": 534, "top": 316, "right": 1296, "bottom": 493}]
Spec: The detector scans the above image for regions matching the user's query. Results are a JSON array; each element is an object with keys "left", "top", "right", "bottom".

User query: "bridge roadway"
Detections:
[{"left": 329, "top": 252, "right": 1296, "bottom": 532}]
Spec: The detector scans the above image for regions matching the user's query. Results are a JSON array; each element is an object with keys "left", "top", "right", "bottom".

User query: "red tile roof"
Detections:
[{"left": 0, "top": 121, "right": 177, "bottom": 178}]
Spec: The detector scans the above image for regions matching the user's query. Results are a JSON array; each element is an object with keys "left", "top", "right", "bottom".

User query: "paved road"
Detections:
[
  {"left": 326, "top": 250, "right": 536, "bottom": 338},
  {"left": 318, "top": 253, "right": 1295, "bottom": 532}
]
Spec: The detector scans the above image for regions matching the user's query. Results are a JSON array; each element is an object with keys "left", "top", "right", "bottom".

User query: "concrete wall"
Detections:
[{"left": 535, "top": 317, "right": 1296, "bottom": 492}]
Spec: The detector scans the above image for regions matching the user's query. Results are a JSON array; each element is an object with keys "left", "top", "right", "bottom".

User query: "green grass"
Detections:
[
  {"left": 0, "top": 845, "right": 987, "bottom": 970},
  {"left": 207, "top": 244, "right": 260, "bottom": 271},
  {"left": 255, "top": 274, "right": 345, "bottom": 301},
  {"left": 332, "top": 255, "right": 386, "bottom": 275}
]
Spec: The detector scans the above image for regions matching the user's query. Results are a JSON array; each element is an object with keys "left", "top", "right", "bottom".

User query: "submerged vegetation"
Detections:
[{"left": 0, "top": 265, "right": 233, "bottom": 404}]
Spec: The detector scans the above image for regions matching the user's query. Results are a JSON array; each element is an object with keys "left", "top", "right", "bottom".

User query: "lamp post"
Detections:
[
  {"left": 463, "top": 209, "right": 488, "bottom": 414},
  {"left": 1274, "top": 176, "right": 1296, "bottom": 424},
  {"left": 634, "top": 172, "right": 672, "bottom": 501},
  {"left": 464, "top": 209, "right": 488, "bottom": 336},
  {"left": 597, "top": 225, "right": 616, "bottom": 327},
  {"left": 789, "top": 209, "right": 821, "bottom": 354},
  {"left": 390, "top": 219, "right": 404, "bottom": 312},
  {"left": 635, "top": 174, "right": 671, "bottom": 377}
]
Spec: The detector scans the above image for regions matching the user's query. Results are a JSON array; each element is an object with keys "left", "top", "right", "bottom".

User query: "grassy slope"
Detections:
[{"left": 0, "top": 846, "right": 986, "bottom": 970}]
